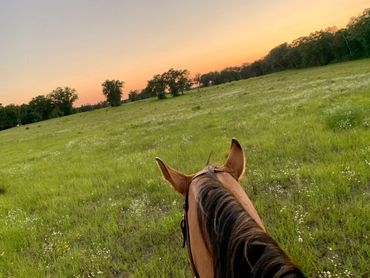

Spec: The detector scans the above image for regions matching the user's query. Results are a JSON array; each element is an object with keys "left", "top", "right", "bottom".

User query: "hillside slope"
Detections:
[{"left": 0, "top": 59, "right": 369, "bottom": 277}]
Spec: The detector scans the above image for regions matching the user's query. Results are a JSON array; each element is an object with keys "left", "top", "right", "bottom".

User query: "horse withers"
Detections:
[{"left": 156, "top": 138, "right": 305, "bottom": 278}]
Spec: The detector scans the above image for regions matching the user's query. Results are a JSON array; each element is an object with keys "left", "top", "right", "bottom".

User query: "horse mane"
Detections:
[{"left": 196, "top": 173, "right": 305, "bottom": 278}]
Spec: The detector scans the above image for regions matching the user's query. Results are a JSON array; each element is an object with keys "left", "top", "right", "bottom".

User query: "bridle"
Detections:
[{"left": 180, "top": 166, "right": 224, "bottom": 278}]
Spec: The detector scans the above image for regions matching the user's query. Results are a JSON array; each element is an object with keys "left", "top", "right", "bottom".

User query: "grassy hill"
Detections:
[{"left": 0, "top": 59, "right": 369, "bottom": 277}]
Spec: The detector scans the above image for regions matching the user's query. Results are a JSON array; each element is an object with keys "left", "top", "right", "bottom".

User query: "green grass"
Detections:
[{"left": 0, "top": 59, "right": 370, "bottom": 277}]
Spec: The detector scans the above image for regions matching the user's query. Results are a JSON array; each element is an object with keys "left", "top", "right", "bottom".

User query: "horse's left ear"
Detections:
[
  {"left": 223, "top": 138, "right": 245, "bottom": 180},
  {"left": 155, "top": 158, "right": 192, "bottom": 195}
]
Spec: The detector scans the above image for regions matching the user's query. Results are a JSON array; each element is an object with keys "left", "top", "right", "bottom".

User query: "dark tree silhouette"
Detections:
[
  {"left": 48, "top": 87, "right": 78, "bottom": 116},
  {"left": 0, "top": 104, "right": 19, "bottom": 130},
  {"left": 29, "top": 95, "right": 54, "bottom": 120},
  {"left": 145, "top": 74, "right": 167, "bottom": 99},
  {"left": 128, "top": 90, "right": 139, "bottom": 102},
  {"left": 144, "top": 69, "right": 192, "bottom": 99},
  {"left": 102, "top": 80, "right": 124, "bottom": 106},
  {"left": 162, "top": 68, "right": 192, "bottom": 96},
  {"left": 1, "top": 9, "right": 369, "bottom": 131}
]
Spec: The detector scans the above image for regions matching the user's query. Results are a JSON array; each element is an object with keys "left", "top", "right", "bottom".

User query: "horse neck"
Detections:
[
  {"left": 216, "top": 172, "right": 266, "bottom": 231},
  {"left": 195, "top": 173, "right": 304, "bottom": 278},
  {"left": 188, "top": 184, "right": 214, "bottom": 277}
]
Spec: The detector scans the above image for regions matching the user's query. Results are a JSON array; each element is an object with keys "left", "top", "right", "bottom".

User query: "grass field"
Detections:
[{"left": 0, "top": 59, "right": 369, "bottom": 277}]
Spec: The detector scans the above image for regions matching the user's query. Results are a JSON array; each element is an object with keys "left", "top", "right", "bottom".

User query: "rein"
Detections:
[{"left": 181, "top": 166, "right": 224, "bottom": 278}]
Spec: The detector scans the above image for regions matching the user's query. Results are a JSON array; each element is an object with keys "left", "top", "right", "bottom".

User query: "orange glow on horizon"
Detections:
[
  {"left": 72, "top": 50, "right": 265, "bottom": 106},
  {"left": 1, "top": 1, "right": 368, "bottom": 107}
]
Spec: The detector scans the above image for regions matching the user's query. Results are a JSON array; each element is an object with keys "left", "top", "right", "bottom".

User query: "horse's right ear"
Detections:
[
  {"left": 155, "top": 158, "right": 191, "bottom": 195},
  {"left": 222, "top": 138, "right": 245, "bottom": 181}
]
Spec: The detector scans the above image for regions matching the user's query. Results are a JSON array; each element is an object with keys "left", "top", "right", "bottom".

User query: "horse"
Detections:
[{"left": 156, "top": 138, "right": 305, "bottom": 278}]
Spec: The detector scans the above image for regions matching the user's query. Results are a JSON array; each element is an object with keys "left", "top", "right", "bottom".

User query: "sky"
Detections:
[{"left": 0, "top": 0, "right": 369, "bottom": 106}]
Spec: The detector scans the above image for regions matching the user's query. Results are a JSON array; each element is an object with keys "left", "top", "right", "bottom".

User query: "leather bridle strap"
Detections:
[{"left": 181, "top": 166, "right": 224, "bottom": 278}]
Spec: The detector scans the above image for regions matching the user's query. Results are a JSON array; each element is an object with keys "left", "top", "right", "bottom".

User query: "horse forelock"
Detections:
[{"left": 194, "top": 173, "right": 305, "bottom": 278}]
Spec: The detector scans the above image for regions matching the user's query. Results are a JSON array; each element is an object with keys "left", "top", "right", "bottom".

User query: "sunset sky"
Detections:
[{"left": 0, "top": 0, "right": 368, "bottom": 106}]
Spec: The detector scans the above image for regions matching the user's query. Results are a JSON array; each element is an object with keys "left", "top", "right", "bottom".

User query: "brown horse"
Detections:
[{"left": 156, "top": 138, "right": 305, "bottom": 278}]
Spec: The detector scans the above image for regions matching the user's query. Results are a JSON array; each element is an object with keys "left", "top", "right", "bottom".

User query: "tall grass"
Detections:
[{"left": 0, "top": 59, "right": 369, "bottom": 277}]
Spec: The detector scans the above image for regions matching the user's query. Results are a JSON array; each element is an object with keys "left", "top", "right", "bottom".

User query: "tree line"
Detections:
[
  {"left": 197, "top": 8, "right": 370, "bottom": 87},
  {"left": 1, "top": 9, "right": 369, "bottom": 131},
  {"left": 0, "top": 87, "right": 78, "bottom": 130},
  {"left": 0, "top": 70, "right": 192, "bottom": 130},
  {"left": 125, "top": 68, "right": 192, "bottom": 102}
]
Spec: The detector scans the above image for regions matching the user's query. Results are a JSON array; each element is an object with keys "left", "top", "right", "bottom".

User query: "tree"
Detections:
[
  {"left": 102, "top": 80, "right": 124, "bottom": 106},
  {"left": 29, "top": 95, "right": 54, "bottom": 120},
  {"left": 283, "top": 46, "right": 302, "bottom": 68},
  {"left": 162, "top": 68, "right": 192, "bottom": 96},
  {"left": 199, "top": 71, "right": 220, "bottom": 87},
  {"left": 264, "top": 43, "right": 291, "bottom": 72},
  {"left": 220, "top": 67, "right": 241, "bottom": 83},
  {"left": 78, "top": 101, "right": 108, "bottom": 112},
  {"left": 19, "top": 104, "right": 40, "bottom": 124},
  {"left": 193, "top": 73, "right": 202, "bottom": 88},
  {"left": 347, "top": 8, "right": 370, "bottom": 57},
  {"left": 0, "top": 104, "right": 20, "bottom": 130},
  {"left": 244, "top": 60, "right": 266, "bottom": 77},
  {"left": 128, "top": 90, "right": 139, "bottom": 102},
  {"left": 138, "top": 87, "right": 152, "bottom": 100},
  {"left": 0, "top": 104, "right": 5, "bottom": 130},
  {"left": 145, "top": 75, "right": 166, "bottom": 99},
  {"left": 48, "top": 87, "right": 78, "bottom": 116},
  {"left": 144, "top": 69, "right": 192, "bottom": 99}
]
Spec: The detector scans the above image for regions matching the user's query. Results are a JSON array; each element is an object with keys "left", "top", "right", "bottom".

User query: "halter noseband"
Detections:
[{"left": 181, "top": 166, "right": 224, "bottom": 278}]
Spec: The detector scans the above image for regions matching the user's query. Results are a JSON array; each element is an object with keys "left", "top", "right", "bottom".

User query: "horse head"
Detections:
[{"left": 156, "top": 138, "right": 304, "bottom": 278}]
